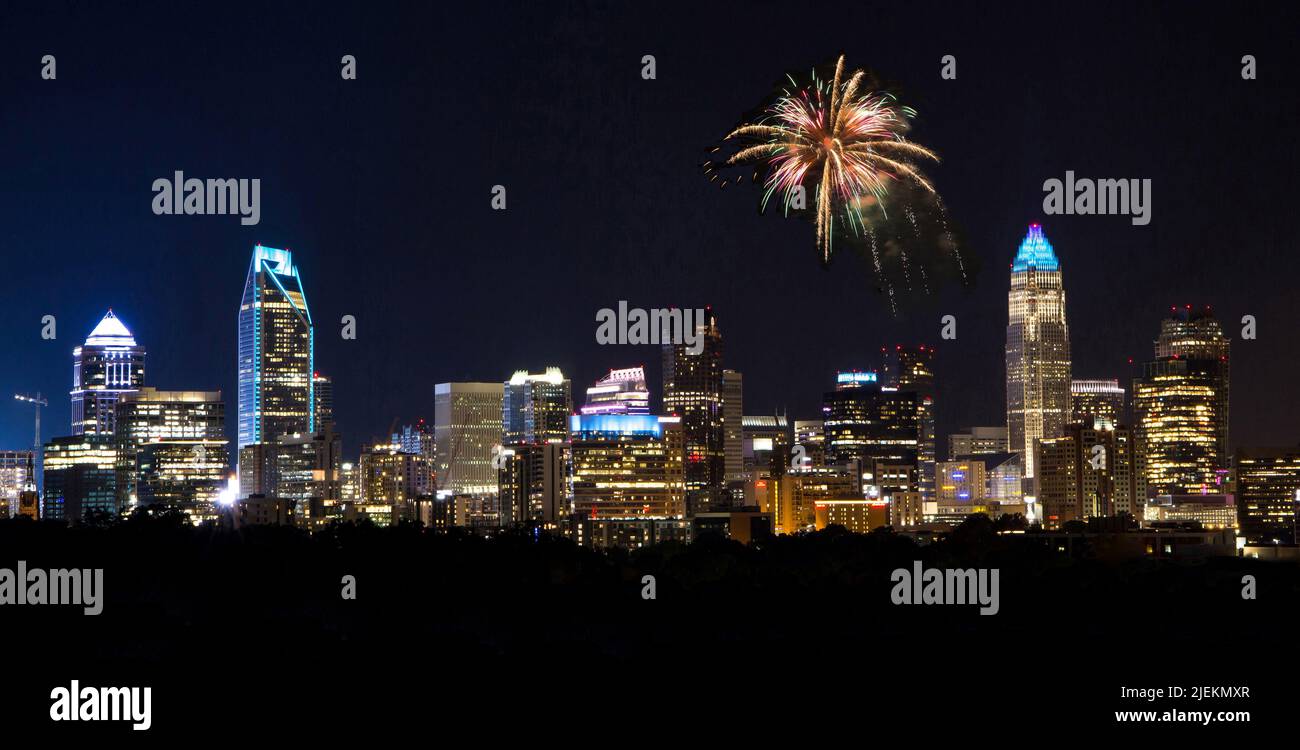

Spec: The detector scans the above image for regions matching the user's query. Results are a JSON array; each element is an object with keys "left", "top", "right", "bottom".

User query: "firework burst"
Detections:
[{"left": 705, "top": 55, "right": 943, "bottom": 266}]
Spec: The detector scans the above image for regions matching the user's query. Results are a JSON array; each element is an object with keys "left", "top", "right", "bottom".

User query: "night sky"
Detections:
[{"left": 2, "top": 1, "right": 1297, "bottom": 460}]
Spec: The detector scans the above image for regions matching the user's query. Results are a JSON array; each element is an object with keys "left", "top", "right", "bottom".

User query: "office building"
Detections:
[
  {"left": 1133, "top": 306, "right": 1230, "bottom": 495},
  {"left": 1234, "top": 447, "right": 1300, "bottom": 545},
  {"left": 948, "top": 426, "right": 1008, "bottom": 460},
  {"left": 661, "top": 309, "right": 724, "bottom": 513},
  {"left": 71, "top": 310, "right": 146, "bottom": 436},
  {"left": 42, "top": 435, "right": 119, "bottom": 521},
  {"left": 569, "top": 414, "right": 685, "bottom": 520},
  {"left": 1071, "top": 379, "right": 1125, "bottom": 429},
  {"left": 502, "top": 368, "right": 572, "bottom": 445},
  {"left": 238, "top": 245, "right": 315, "bottom": 449},
  {"left": 1006, "top": 224, "right": 1072, "bottom": 483},
  {"left": 433, "top": 382, "right": 504, "bottom": 497}
]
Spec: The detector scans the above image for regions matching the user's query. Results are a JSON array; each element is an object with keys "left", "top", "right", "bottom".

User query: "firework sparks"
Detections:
[{"left": 705, "top": 55, "right": 940, "bottom": 265}]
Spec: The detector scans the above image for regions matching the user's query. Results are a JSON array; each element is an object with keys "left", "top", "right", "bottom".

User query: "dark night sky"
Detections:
[{"left": 1, "top": 1, "right": 1296, "bottom": 460}]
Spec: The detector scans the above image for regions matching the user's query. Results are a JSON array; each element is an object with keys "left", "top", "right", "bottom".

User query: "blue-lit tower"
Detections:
[
  {"left": 238, "top": 245, "right": 314, "bottom": 449},
  {"left": 1006, "top": 225, "right": 1072, "bottom": 488}
]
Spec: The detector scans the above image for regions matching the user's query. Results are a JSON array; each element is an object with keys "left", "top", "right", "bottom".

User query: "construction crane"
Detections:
[
  {"left": 13, "top": 393, "right": 47, "bottom": 449},
  {"left": 14, "top": 393, "right": 48, "bottom": 486}
]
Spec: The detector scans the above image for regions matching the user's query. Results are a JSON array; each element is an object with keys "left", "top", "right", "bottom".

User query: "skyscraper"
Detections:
[
  {"left": 722, "top": 369, "right": 744, "bottom": 484},
  {"left": 433, "top": 382, "right": 504, "bottom": 497},
  {"left": 71, "top": 310, "right": 146, "bottom": 436},
  {"left": 1234, "top": 447, "right": 1300, "bottom": 546},
  {"left": 1036, "top": 423, "right": 1146, "bottom": 529},
  {"left": 1006, "top": 224, "right": 1072, "bottom": 486},
  {"left": 883, "top": 345, "right": 936, "bottom": 504},
  {"left": 569, "top": 414, "right": 685, "bottom": 520},
  {"left": 580, "top": 367, "right": 650, "bottom": 415},
  {"left": 662, "top": 309, "right": 724, "bottom": 513},
  {"left": 1071, "top": 379, "right": 1125, "bottom": 429},
  {"left": 313, "top": 373, "right": 334, "bottom": 430},
  {"left": 238, "top": 245, "right": 314, "bottom": 450},
  {"left": 502, "top": 368, "right": 572, "bottom": 445},
  {"left": 822, "top": 371, "right": 920, "bottom": 489},
  {"left": 114, "top": 387, "right": 228, "bottom": 520},
  {"left": 1132, "top": 306, "right": 1230, "bottom": 495}
]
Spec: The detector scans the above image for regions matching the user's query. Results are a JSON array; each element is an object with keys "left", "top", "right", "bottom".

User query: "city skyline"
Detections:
[{"left": 3, "top": 3, "right": 1296, "bottom": 465}]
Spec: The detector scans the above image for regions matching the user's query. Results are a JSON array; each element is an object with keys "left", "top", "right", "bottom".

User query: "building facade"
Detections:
[
  {"left": 238, "top": 245, "right": 314, "bottom": 450},
  {"left": 1006, "top": 224, "right": 1072, "bottom": 485},
  {"left": 72, "top": 310, "right": 146, "bottom": 436},
  {"left": 1132, "top": 307, "right": 1230, "bottom": 495}
]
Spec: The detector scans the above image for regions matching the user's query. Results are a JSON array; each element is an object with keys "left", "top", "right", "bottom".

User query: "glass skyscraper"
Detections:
[
  {"left": 238, "top": 245, "right": 314, "bottom": 450},
  {"left": 1132, "top": 306, "right": 1230, "bottom": 495},
  {"left": 72, "top": 310, "right": 146, "bottom": 436},
  {"left": 1006, "top": 224, "right": 1072, "bottom": 486},
  {"left": 661, "top": 309, "right": 724, "bottom": 514}
]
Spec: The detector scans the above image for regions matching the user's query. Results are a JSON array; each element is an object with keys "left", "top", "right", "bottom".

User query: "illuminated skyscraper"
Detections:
[
  {"left": 433, "top": 382, "right": 504, "bottom": 497},
  {"left": 313, "top": 373, "right": 334, "bottom": 430},
  {"left": 114, "top": 387, "right": 228, "bottom": 521},
  {"left": 1234, "top": 447, "right": 1300, "bottom": 546},
  {"left": 580, "top": 367, "right": 650, "bottom": 415},
  {"left": 1006, "top": 224, "right": 1072, "bottom": 485},
  {"left": 1071, "top": 379, "right": 1125, "bottom": 429},
  {"left": 822, "top": 371, "right": 920, "bottom": 489},
  {"left": 42, "top": 435, "right": 119, "bottom": 521},
  {"left": 238, "top": 245, "right": 314, "bottom": 450},
  {"left": 72, "top": 310, "right": 146, "bottom": 436},
  {"left": 662, "top": 309, "right": 724, "bottom": 513},
  {"left": 722, "top": 369, "right": 744, "bottom": 484},
  {"left": 569, "top": 414, "right": 685, "bottom": 520},
  {"left": 1036, "top": 423, "right": 1146, "bottom": 529},
  {"left": 502, "top": 368, "right": 572, "bottom": 445},
  {"left": 883, "top": 345, "right": 936, "bottom": 504},
  {"left": 1132, "top": 306, "right": 1230, "bottom": 495}
]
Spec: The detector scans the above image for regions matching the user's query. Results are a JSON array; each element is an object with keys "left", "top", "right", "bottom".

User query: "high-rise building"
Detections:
[
  {"left": 497, "top": 442, "right": 569, "bottom": 526},
  {"left": 948, "top": 426, "right": 1009, "bottom": 460},
  {"left": 1006, "top": 224, "right": 1072, "bottom": 484},
  {"left": 71, "top": 310, "right": 146, "bottom": 436},
  {"left": 238, "top": 245, "right": 314, "bottom": 450},
  {"left": 433, "top": 382, "right": 504, "bottom": 497},
  {"left": 822, "top": 371, "right": 920, "bottom": 488},
  {"left": 42, "top": 435, "right": 119, "bottom": 521},
  {"left": 238, "top": 429, "right": 343, "bottom": 526},
  {"left": 580, "top": 367, "right": 650, "bottom": 415},
  {"left": 313, "top": 373, "right": 334, "bottom": 430},
  {"left": 114, "top": 388, "right": 228, "bottom": 521},
  {"left": 662, "top": 309, "right": 724, "bottom": 513},
  {"left": 502, "top": 368, "right": 572, "bottom": 445},
  {"left": 393, "top": 421, "right": 436, "bottom": 495},
  {"left": 1071, "top": 379, "right": 1126, "bottom": 429},
  {"left": 722, "top": 369, "right": 744, "bottom": 484},
  {"left": 1132, "top": 306, "right": 1230, "bottom": 495},
  {"left": 569, "top": 414, "right": 685, "bottom": 520},
  {"left": 1036, "top": 423, "right": 1146, "bottom": 529},
  {"left": 742, "top": 414, "right": 791, "bottom": 476},
  {"left": 1234, "top": 447, "right": 1300, "bottom": 546},
  {"left": 883, "top": 345, "right": 936, "bottom": 504}
]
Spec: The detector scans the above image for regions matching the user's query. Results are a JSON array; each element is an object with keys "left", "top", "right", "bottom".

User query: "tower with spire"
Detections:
[
  {"left": 71, "top": 309, "right": 146, "bottom": 436},
  {"left": 1005, "top": 225, "right": 1072, "bottom": 492}
]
